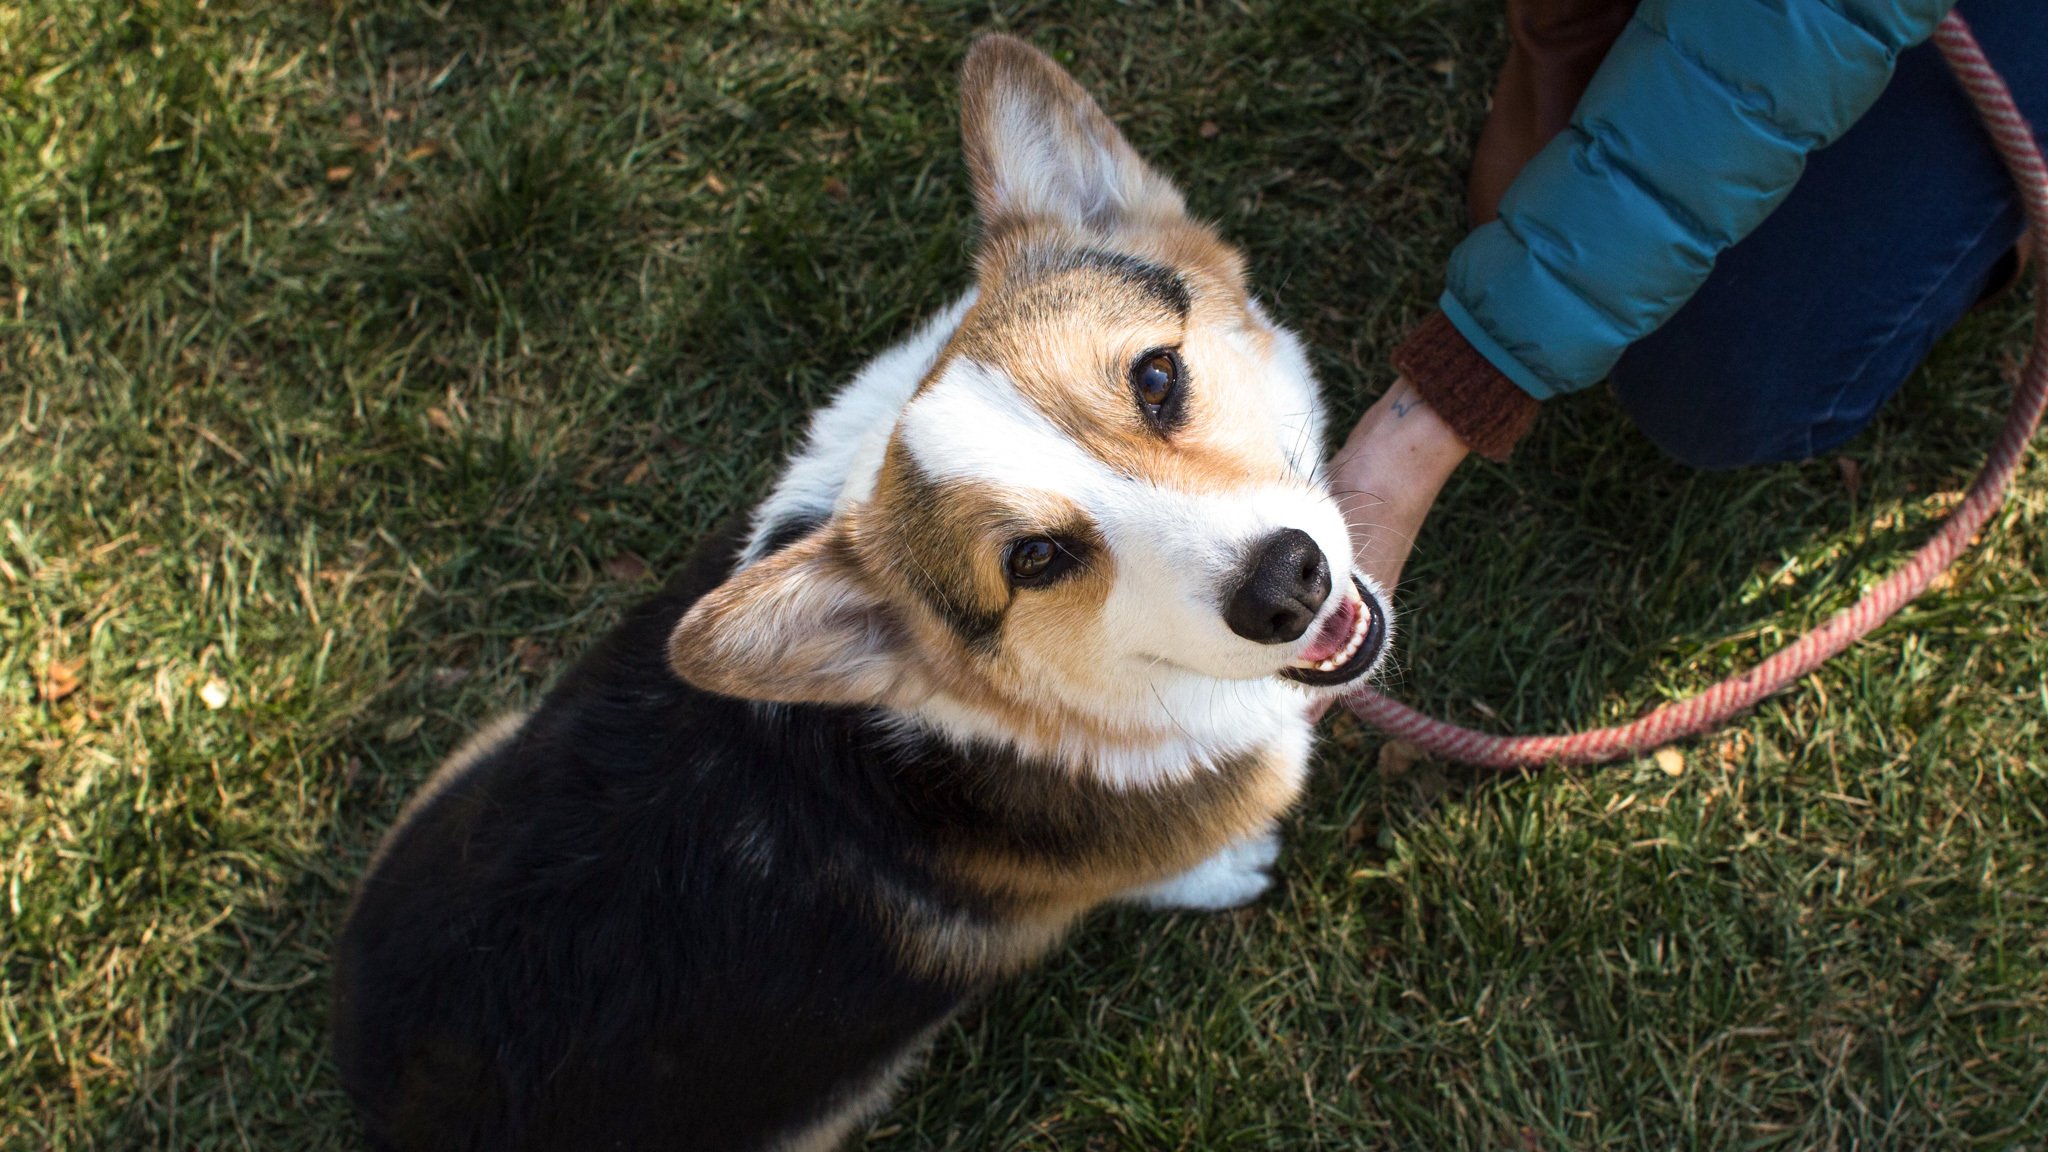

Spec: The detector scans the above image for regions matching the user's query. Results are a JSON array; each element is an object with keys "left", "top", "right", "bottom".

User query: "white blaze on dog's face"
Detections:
[{"left": 670, "top": 36, "right": 1390, "bottom": 782}]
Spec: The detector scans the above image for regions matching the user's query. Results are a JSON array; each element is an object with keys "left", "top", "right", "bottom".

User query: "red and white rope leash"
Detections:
[{"left": 1345, "top": 11, "right": 2048, "bottom": 770}]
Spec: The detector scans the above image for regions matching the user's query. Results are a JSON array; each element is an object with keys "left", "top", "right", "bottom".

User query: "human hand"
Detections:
[{"left": 1307, "top": 380, "right": 1468, "bottom": 722}]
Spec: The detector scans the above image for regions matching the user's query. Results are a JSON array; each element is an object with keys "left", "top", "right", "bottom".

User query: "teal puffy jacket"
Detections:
[{"left": 1445, "top": 0, "right": 1958, "bottom": 401}]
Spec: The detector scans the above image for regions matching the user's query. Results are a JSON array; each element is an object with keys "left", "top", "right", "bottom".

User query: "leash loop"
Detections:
[{"left": 1345, "top": 11, "right": 2048, "bottom": 769}]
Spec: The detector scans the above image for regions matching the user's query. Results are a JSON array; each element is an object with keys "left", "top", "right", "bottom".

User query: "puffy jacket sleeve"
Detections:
[{"left": 1442, "top": 0, "right": 1957, "bottom": 401}]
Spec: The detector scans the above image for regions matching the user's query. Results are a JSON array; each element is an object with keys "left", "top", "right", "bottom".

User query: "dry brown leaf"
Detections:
[
  {"left": 823, "top": 177, "right": 851, "bottom": 200},
  {"left": 1653, "top": 747, "right": 1686, "bottom": 777},
  {"left": 1714, "top": 732, "right": 1749, "bottom": 767},
  {"left": 426, "top": 407, "right": 454, "bottom": 434},
  {"left": 38, "top": 657, "right": 83, "bottom": 702},
  {"left": 326, "top": 165, "right": 354, "bottom": 183},
  {"left": 623, "top": 459, "right": 652, "bottom": 486},
  {"left": 199, "top": 678, "right": 230, "bottom": 710},
  {"left": 1198, "top": 120, "right": 1221, "bottom": 138},
  {"left": 604, "top": 553, "right": 650, "bottom": 582},
  {"left": 512, "top": 637, "right": 551, "bottom": 672},
  {"left": 1377, "top": 740, "right": 1418, "bottom": 778}
]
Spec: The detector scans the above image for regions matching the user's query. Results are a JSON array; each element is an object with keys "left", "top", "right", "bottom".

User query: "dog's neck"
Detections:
[{"left": 901, "top": 677, "right": 1317, "bottom": 791}]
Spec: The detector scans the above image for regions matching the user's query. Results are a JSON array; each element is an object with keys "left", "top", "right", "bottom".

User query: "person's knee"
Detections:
[{"left": 1608, "top": 347, "right": 1832, "bottom": 472}]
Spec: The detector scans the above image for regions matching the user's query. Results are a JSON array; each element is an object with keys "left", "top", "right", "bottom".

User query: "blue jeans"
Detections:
[{"left": 1609, "top": 0, "right": 2047, "bottom": 471}]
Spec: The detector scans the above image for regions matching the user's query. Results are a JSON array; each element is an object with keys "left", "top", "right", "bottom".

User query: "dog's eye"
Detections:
[
  {"left": 1007, "top": 537, "right": 1056, "bottom": 582},
  {"left": 1129, "top": 348, "right": 1185, "bottom": 430},
  {"left": 1133, "top": 353, "right": 1175, "bottom": 406},
  {"left": 1005, "top": 536, "right": 1080, "bottom": 588}
]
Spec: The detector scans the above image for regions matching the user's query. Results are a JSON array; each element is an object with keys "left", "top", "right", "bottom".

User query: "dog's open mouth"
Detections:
[{"left": 1280, "top": 577, "right": 1386, "bottom": 687}]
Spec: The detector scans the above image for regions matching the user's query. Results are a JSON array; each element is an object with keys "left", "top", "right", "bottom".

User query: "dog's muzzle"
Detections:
[{"left": 1279, "top": 576, "right": 1386, "bottom": 688}]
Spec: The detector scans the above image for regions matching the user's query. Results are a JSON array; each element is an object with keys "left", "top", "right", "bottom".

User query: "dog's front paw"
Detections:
[{"left": 1121, "top": 830, "right": 1281, "bottom": 912}]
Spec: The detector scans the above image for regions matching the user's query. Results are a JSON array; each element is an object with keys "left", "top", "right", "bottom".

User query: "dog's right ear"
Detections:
[
  {"left": 958, "top": 34, "right": 1187, "bottom": 233},
  {"left": 667, "top": 525, "right": 926, "bottom": 707}
]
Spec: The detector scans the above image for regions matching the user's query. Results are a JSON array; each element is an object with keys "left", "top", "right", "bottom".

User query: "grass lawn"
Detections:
[{"left": 3, "top": 0, "right": 2045, "bottom": 1147}]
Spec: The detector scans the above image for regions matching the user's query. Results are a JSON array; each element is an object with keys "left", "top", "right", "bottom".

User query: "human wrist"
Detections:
[
  {"left": 1390, "top": 311, "right": 1540, "bottom": 462},
  {"left": 1328, "top": 380, "right": 1467, "bottom": 592},
  {"left": 1333, "top": 380, "right": 1469, "bottom": 490}
]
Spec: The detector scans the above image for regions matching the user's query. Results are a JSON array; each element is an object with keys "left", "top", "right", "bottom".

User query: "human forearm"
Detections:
[{"left": 1448, "top": 0, "right": 1956, "bottom": 400}]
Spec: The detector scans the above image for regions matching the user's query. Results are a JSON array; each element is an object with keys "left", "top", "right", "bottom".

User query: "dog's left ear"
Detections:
[
  {"left": 958, "top": 34, "right": 1187, "bottom": 233},
  {"left": 667, "top": 525, "right": 927, "bottom": 707}
]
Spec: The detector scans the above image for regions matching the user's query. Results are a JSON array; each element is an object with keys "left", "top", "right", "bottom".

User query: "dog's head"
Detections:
[{"left": 670, "top": 35, "right": 1390, "bottom": 779}]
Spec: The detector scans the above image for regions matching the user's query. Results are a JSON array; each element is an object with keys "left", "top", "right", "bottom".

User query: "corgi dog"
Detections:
[{"left": 332, "top": 34, "right": 1391, "bottom": 1152}]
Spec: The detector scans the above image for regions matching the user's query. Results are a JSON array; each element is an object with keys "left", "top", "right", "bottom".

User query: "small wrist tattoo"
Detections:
[{"left": 1390, "top": 390, "right": 1418, "bottom": 418}]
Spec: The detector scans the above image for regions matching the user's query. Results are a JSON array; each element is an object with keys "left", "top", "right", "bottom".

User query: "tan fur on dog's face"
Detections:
[{"left": 670, "top": 36, "right": 1388, "bottom": 783}]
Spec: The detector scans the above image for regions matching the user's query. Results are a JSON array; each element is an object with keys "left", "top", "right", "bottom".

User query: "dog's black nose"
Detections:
[{"left": 1225, "top": 529, "right": 1331, "bottom": 643}]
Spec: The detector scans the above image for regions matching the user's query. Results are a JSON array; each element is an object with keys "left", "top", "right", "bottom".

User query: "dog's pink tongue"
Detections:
[{"left": 1295, "top": 595, "right": 1358, "bottom": 665}]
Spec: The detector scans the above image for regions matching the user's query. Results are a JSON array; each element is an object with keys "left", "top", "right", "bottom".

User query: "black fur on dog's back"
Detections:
[{"left": 332, "top": 521, "right": 972, "bottom": 1151}]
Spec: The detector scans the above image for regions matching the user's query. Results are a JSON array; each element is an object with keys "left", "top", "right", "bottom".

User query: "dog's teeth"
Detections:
[{"left": 1290, "top": 593, "right": 1377, "bottom": 675}]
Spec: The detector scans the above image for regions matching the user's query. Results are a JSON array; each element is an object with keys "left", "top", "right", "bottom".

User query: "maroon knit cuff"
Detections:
[{"left": 1389, "top": 310, "right": 1541, "bottom": 463}]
